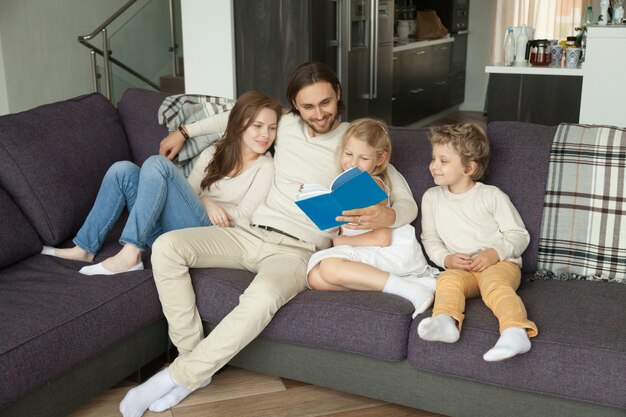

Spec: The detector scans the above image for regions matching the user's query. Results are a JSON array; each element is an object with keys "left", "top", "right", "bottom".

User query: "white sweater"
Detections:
[
  {"left": 420, "top": 182, "right": 530, "bottom": 268},
  {"left": 186, "top": 146, "right": 274, "bottom": 221}
]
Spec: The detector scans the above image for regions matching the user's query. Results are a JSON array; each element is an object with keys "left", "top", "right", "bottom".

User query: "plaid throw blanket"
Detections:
[
  {"left": 535, "top": 124, "right": 626, "bottom": 284},
  {"left": 158, "top": 94, "right": 235, "bottom": 177}
]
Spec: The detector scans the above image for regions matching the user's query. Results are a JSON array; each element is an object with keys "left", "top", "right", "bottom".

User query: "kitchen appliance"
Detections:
[
  {"left": 526, "top": 39, "right": 551, "bottom": 66},
  {"left": 416, "top": 0, "right": 468, "bottom": 33},
  {"left": 337, "top": 0, "right": 395, "bottom": 122},
  {"left": 233, "top": 0, "right": 394, "bottom": 124}
]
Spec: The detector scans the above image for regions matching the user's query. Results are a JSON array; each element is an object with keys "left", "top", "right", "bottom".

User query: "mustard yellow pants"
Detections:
[{"left": 432, "top": 261, "right": 538, "bottom": 337}]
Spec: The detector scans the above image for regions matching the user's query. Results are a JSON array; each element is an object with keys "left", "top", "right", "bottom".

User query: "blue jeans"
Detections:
[{"left": 74, "top": 155, "right": 211, "bottom": 254}]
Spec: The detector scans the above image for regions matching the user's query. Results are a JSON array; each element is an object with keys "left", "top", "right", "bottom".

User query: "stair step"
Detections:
[{"left": 160, "top": 75, "right": 185, "bottom": 94}]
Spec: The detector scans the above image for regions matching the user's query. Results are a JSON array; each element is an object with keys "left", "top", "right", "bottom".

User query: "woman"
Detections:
[{"left": 42, "top": 91, "right": 282, "bottom": 275}]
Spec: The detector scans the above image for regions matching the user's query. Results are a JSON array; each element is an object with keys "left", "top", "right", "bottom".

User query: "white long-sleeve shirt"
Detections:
[
  {"left": 420, "top": 182, "right": 530, "bottom": 268},
  {"left": 186, "top": 146, "right": 274, "bottom": 221}
]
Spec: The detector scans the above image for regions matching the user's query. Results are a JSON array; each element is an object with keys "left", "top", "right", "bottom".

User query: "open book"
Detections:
[{"left": 295, "top": 167, "right": 388, "bottom": 230}]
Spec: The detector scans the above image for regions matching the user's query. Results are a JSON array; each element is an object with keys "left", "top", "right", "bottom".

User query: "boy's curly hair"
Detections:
[{"left": 429, "top": 123, "right": 489, "bottom": 181}]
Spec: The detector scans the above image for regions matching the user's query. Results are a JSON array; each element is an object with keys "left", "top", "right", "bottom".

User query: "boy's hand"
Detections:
[
  {"left": 469, "top": 248, "right": 500, "bottom": 272},
  {"left": 444, "top": 253, "right": 473, "bottom": 270}
]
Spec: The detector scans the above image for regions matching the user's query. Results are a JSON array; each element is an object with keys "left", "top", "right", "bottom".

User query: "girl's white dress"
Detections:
[{"left": 306, "top": 180, "right": 439, "bottom": 286}]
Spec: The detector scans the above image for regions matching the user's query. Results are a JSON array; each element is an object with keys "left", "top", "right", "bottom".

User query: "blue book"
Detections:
[{"left": 295, "top": 167, "right": 389, "bottom": 230}]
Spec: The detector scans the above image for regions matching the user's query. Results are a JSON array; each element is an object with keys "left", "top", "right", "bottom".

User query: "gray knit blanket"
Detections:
[{"left": 158, "top": 94, "right": 235, "bottom": 177}]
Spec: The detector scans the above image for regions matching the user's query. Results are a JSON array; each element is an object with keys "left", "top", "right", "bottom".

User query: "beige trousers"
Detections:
[
  {"left": 432, "top": 261, "right": 538, "bottom": 337},
  {"left": 150, "top": 222, "right": 316, "bottom": 390}
]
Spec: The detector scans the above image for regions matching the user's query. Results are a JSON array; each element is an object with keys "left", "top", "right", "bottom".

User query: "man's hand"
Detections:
[
  {"left": 444, "top": 253, "right": 473, "bottom": 271},
  {"left": 469, "top": 248, "right": 499, "bottom": 272},
  {"left": 337, "top": 204, "right": 396, "bottom": 231},
  {"left": 159, "top": 130, "right": 186, "bottom": 160}
]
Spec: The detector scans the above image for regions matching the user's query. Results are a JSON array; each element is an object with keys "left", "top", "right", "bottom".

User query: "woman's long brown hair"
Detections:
[{"left": 200, "top": 91, "right": 282, "bottom": 191}]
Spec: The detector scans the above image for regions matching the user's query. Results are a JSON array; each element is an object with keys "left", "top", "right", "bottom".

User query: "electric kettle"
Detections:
[{"left": 525, "top": 39, "right": 551, "bottom": 66}]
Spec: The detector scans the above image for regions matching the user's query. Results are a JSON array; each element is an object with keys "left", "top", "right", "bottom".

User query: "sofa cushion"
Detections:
[
  {"left": 486, "top": 122, "right": 557, "bottom": 272},
  {"left": 408, "top": 279, "right": 626, "bottom": 409},
  {"left": 0, "top": 93, "right": 131, "bottom": 245},
  {"left": 0, "top": 240, "right": 163, "bottom": 408},
  {"left": 118, "top": 88, "right": 169, "bottom": 166},
  {"left": 191, "top": 268, "right": 414, "bottom": 361},
  {"left": 0, "top": 187, "right": 41, "bottom": 268}
]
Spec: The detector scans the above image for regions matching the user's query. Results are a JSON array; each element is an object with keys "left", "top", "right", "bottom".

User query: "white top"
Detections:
[
  {"left": 420, "top": 182, "right": 530, "bottom": 268},
  {"left": 186, "top": 146, "right": 274, "bottom": 221},
  {"left": 251, "top": 113, "right": 418, "bottom": 250}
]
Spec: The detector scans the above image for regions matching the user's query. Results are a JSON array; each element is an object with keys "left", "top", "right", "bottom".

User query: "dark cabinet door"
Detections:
[{"left": 233, "top": 0, "right": 311, "bottom": 106}]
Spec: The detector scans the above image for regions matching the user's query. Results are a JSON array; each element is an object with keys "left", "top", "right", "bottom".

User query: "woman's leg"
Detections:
[
  {"left": 89, "top": 156, "right": 211, "bottom": 274},
  {"left": 46, "top": 161, "right": 140, "bottom": 261}
]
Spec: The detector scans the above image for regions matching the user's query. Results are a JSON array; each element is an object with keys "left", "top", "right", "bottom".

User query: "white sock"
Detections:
[
  {"left": 79, "top": 261, "right": 144, "bottom": 276},
  {"left": 483, "top": 327, "right": 531, "bottom": 362},
  {"left": 149, "top": 377, "right": 211, "bottom": 412},
  {"left": 119, "top": 368, "right": 177, "bottom": 417},
  {"left": 41, "top": 245, "right": 56, "bottom": 256},
  {"left": 383, "top": 274, "right": 434, "bottom": 318},
  {"left": 417, "top": 314, "right": 460, "bottom": 343}
]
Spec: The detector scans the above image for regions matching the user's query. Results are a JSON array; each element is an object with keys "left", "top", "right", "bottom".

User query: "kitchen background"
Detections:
[{"left": 0, "top": 0, "right": 616, "bottom": 121}]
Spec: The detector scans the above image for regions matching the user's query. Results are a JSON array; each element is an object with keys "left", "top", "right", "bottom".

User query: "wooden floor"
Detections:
[
  {"left": 70, "top": 111, "right": 480, "bottom": 417},
  {"left": 69, "top": 366, "right": 446, "bottom": 417}
]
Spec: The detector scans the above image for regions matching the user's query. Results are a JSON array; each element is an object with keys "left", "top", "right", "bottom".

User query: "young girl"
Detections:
[
  {"left": 418, "top": 123, "right": 537, "bottom": 361},
  {"left": 306, "top": 118, "right": 438, "bottom": 317},
  {"left": 42, "top": 91, "right": 281, "bottom": 276}
]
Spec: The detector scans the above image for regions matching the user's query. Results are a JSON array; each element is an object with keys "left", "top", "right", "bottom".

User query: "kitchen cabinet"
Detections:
[{"left": 392, "top": 38, "right": 456, "bottom": 126}]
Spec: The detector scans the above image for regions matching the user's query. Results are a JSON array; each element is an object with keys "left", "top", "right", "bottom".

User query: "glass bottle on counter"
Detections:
[
  {"left": 613, "top": 0, "right": 624, "bottom": 24},
  {"left": 504, "top": 28, "right": 516, "bottom": 66}
]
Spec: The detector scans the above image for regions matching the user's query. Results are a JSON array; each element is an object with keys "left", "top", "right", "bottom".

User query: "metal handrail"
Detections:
[
  {"left": 77, "top": 0, "right": 139, "bottom": 41},
  {"left": 77, "top": 0, "right": 179, "bottom": 100},
  {"left": 78, "top": 39, "right": 160, "bottom": 90}
]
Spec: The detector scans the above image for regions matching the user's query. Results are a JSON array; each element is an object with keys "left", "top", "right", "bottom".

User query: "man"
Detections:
[{"left": 120, "top": 62, "right": 423, "bottom": 417}]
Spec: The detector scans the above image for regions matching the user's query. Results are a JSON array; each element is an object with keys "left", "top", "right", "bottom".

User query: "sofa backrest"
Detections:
[
  {"left": 0, "top": 187, "right": 41, "bottom": 268},
  {"left": 484, "top": 122, "right": 557, "bottom": 272},
  {"left": 118, "top": 88, "right": 169, "bottom": 166},
  {"left": 0, "top": 93, "right": 131, "bottom": 245}
]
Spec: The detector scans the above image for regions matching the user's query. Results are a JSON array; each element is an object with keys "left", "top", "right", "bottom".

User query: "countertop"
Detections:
[
  {"left": 485, "top": 63, "right": 584, "bottom": 76},
  {"left": 393, "top": 35, "right": 454, "bottom": 52}
]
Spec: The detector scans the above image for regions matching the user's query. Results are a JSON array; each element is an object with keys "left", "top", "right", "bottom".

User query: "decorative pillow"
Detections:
[
  {"left": 0, "top": 93, "right": 131, "bottom": 245},
  {"left": 536, "top": 124, "right": 626, "bottom": 283},
  {"left": 0, "top": 187, "right": 41, "bottom": 268}
]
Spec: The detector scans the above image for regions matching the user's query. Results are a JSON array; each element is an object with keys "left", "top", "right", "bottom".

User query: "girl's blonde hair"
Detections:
[
  {"left": 429, "top": 123, "right": 489, "bottom": 181},
  {"left": 339, "top": 118, "right": 392, "bottom": 190}
]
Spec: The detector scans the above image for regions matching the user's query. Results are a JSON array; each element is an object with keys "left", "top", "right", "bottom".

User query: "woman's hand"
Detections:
[
  {"left": 337, "top": 204, "right": 396, "bottom": 231},
  {"left": 200, "top": 197, "right": 232, "bottom": 227},
  {"left": 159, "top": 129, "right": 186, "bottom": 160},
  {"left": 469, "top": 248, "right": 500, "bottom": 272},
  {"left": 444, "top": 253, "right": 473, "bottom": 271}
]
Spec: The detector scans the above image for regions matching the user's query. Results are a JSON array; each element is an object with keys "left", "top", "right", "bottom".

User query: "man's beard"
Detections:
[{"left": 305, "top": 113, "right": 337, "bottom": 135}]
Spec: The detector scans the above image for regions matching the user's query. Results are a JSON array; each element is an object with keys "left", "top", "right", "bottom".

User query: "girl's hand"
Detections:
[
  {"left": 469, "top": 248, "right": 500, "bottom": 272},
  {"left": 338, "top": 204, "right": 396, "bottom": 231},
  {"left": 159, "top": 129, "right": 186, "bottom": 160},
  {"left": 444, "top": 253, "right": 473, "bottom": 271},
  {"left": 201, "top": 197, "right": 232, "bottom": 227}
]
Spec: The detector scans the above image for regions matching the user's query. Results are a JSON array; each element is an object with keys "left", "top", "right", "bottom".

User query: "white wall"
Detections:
[
  {"left": 181, "top": 0, "right": 236, "bottom": 99},
  {"left": 460, "top": 0, "right": 494, "bottom": 112},
  {"left": 0, "top": 0, "right": 129, "bottom": 114}
]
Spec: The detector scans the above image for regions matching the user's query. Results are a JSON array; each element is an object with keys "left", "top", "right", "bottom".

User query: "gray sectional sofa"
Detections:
[{"left": 0, "top": 88, "right": 624, "bottom": 417}]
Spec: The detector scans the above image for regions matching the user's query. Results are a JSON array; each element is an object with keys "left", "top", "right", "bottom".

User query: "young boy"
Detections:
[{"left": 418, "top": 123, "right": 538, "bottom": 362}]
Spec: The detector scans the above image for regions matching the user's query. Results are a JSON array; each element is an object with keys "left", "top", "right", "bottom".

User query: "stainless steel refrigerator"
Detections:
[
  {"left": 312, "top": 0, "right": 394, "bottom": 123},
  {"left": 234, "top": 0, "right": 394, "bottom": 123}
]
